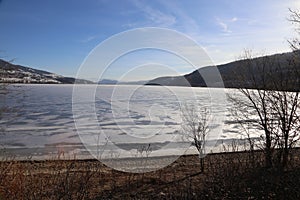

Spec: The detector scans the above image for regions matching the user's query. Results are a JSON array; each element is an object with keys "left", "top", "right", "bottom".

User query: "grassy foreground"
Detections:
[{"left": 1, "top": 150, "right": 300, "bottom": 199}]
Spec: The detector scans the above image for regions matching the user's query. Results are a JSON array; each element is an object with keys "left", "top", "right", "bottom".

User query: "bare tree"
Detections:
[
  {"left": 288, "top": 8, "right": 300, "bottom": 51},
  {"left": 228, "top": 48, "right": 300, "bottom": 169},
  {"left": 227, "top": 91, "right": 259, "bottom": 166},
  {"left": 227, "top": 9, "right": 300, "bottom": 169},
  {"left": 181, "top": 103, "right": 210, "bottom": 172}
]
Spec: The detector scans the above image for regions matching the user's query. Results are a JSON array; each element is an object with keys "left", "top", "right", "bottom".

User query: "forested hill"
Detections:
[{"left": 146, "top": 51, "right": 300, "bottom": 91}]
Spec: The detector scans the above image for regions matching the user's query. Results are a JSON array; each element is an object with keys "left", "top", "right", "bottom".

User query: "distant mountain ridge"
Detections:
[
  {"left": 2, "top": 51, "right": 298, "bottom": 88},
  {"left": 0, "top": 59, "right": 94, "bottom": 84},
  {"left": 146, "top": 51, "right": 300, "bottom": 91},
  {"left": 98, "top": 79, "right": 149, "bottom": 85}
]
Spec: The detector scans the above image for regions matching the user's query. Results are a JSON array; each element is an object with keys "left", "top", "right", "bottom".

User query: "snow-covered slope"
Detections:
[{"left": 0, "top": 59, "right": 93, "bottom": 84}]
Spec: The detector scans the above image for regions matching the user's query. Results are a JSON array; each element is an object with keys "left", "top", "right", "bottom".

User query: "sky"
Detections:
[{"left": 0, "top": 0, "right": 299, "bottom": 81}]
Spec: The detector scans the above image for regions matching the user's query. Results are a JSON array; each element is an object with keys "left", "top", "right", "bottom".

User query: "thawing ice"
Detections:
[{"left": 0, "top": 84, "right": 235, "bottom": 159}]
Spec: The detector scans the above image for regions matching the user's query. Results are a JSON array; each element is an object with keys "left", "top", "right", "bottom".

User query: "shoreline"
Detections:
[{"left": 1, "top": 149, "right": 300, "bottom": 199}]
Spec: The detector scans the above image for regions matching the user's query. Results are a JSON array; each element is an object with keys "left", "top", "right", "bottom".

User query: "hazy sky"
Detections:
[{"left": 0, "top": 0, "right": 299, "bottom": 81}]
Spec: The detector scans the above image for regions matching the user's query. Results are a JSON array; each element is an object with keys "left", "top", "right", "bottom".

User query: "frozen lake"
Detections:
[{"left": 0, "top": 84, "right": 246, "bottom": 160}]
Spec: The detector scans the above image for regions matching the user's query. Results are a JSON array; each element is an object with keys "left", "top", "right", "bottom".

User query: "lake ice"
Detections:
[{"left": 0, "top": 84, "right": 247, "bottom": 160}]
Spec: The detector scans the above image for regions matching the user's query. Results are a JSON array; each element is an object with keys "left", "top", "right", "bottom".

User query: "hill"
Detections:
[
  {"left": 0, "top": 59, "right": 94, "bottom": 84},
  {"left": 146, "top": 51, "right": 300, "bottom": 90}
]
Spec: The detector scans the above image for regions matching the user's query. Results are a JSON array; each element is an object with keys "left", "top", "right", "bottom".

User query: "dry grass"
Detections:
[{"left": 1, "top": 149, "right": 300, "bottom": 199}]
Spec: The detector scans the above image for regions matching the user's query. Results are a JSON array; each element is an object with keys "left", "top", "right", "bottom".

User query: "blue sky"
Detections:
[{"left": 0, "top": 0, "right": 299, "bottom": 81}]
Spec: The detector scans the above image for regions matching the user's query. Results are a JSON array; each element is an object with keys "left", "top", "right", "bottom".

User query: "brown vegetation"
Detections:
[{"left": 1, "top": 148, "right": 300, "bottom": 199}]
